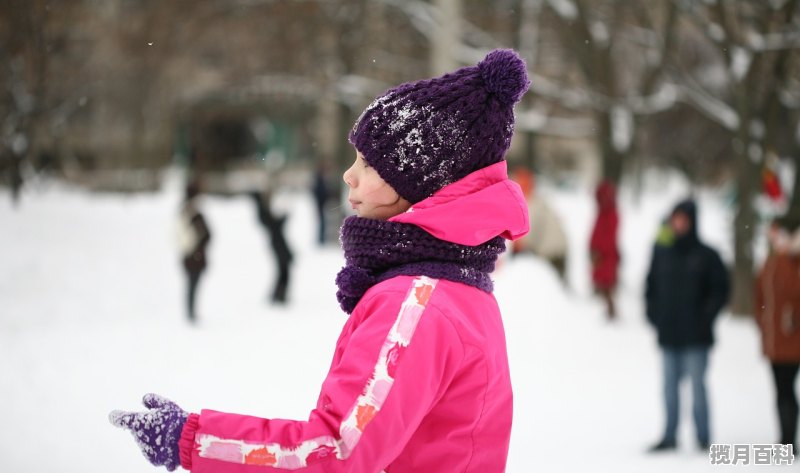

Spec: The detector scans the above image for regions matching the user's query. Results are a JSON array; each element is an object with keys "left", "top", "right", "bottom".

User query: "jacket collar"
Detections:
[{"left": 389, "top": 161, "right": 529, "bottom": 246}]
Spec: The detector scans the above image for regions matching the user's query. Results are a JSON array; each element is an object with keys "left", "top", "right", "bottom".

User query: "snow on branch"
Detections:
[
  {"left": 380, "top": 0, "right": 506, "bottom": 51},
  {"left": 589, "top": 20, "right": 610, "bottom": 45},
  {"left": 611, "top": 105, "right": 633, "bottom": 153},
  {"left": 336, "top": 74, "right": 390, "bottom": 106},
  {"left": 625, "top": 84, "right": 679, "bottom": 114},
  {"left": 676, "top": 81, "right": 740, "bottom": 131},
  {"left": 515, "top": 108, "right": 596, "bottom": 137},
  {"left": 778, "top": 86, "right": 800, "bottom": 109},
  {"left": 619, "top": 24, "right": 663, "bottom": 49},
  {"left": 529, "top": 72, "right": 597, "bottom": 109},
  {"left": 706, "top": 22, "right": 726, "bottom": 42},
  {"left": 378, "top": 0, "right": 437, "bottom": 40},
  {"left": 730, "top": 46, "right": 752, "bottom": 81},
  {"left": 384, "top": 0, "right": 680, "bottom": 133},
  {"left": 546, "top": 0, "right": 578, "bottom": 20},
  {"left": 525, "top": 63, "right": 678, "bottom": 115},
  {"left": 748, "top": 29, "right": 800, "bottom": 51},
  {"left": 675, "top": 0, "right": 729, "bottom": 50}
]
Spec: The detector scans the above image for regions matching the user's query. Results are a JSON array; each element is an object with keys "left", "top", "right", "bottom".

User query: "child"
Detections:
[{"left": 110, "top": 49, "right": 531, "bottom": 472}]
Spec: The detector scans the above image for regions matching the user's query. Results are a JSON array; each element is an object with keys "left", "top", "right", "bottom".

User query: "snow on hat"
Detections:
[{"left": 348, "top": 49, "right": 530, "bottom": 204}]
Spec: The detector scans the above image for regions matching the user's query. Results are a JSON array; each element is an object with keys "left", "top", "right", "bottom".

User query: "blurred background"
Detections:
[
  {"left": 2, "top": 0, "right": 799, "bottom": 312},
  {"left": 1, "top": 0, "right": 799, "bottom": 472}
]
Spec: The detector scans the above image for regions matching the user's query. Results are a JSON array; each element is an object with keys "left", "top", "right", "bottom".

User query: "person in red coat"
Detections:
[{"left": 590, "top": 180, "right": 620, "bottom": 320}]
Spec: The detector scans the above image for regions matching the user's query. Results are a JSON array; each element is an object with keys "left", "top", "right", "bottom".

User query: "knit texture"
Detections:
[
  {"left": 335, "top": 216, "right": 506, "bottom": 313},
  {"left": 109, "top": 393, "right": 188, "bottom": 472},
  {"left": 349, "top": 49, "right": 530, "bottom": 204}
]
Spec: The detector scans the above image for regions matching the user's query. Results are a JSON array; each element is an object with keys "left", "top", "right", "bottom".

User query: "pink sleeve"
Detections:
[
  {"left": 180, "top": 413, "right": 201, "bottom": 470},
  {"left": 181, "top": 277, "right": 464, "bottom": 472}
]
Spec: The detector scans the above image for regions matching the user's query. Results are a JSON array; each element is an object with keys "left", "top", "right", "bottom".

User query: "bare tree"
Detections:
[
  {"left": 0, "top": 0, "right": 51, "bottom": 202},
  {"left": 541, "top": 0, "right": 680, "bottom": 184},
  {"left": 431, "top": 0, "right": 462, "bottom": 75},
  {"left": 674, "top": 0, "right": 800, "bottom": 315}
]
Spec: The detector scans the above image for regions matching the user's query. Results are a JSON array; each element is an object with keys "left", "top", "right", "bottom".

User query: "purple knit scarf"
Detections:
[{"left": 335, "top": 216, "right": 506, "bottom": 314}]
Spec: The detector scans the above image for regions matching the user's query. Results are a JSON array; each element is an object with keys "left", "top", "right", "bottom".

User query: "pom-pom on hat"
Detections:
[{"left": 349, "top": 48, "right": 530, "bottom": 204}]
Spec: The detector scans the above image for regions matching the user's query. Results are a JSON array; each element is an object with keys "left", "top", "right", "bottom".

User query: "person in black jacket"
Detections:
[
  {"left": 646, "top": 199, "right": 730, "bottom": 452},
  {"left": 251, "top": 191, "right": 294, "bottom": 304}
]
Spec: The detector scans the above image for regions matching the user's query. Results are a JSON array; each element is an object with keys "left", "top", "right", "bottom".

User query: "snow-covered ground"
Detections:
[{"left": 0, "top": 171, "right": 792, "bottom": 472}]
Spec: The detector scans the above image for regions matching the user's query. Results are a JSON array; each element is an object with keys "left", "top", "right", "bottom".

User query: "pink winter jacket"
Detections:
[{"left": 178, "top": 161, "right": 529, "bottom": 473}]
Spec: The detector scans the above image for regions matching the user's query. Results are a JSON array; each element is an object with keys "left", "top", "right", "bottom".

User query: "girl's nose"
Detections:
[{"left": 343, "top": 166, "right": 355, "bottom": 188}]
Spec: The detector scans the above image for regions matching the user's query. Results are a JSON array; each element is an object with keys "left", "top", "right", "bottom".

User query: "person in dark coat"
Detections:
[
  {"left": 646, "top": 199, "right": 730, "bottom": 452},
  {"left": 178, "top": 180, "right": 211, "bottom": 323},
  {"left": 590, "top": 180, "right": 620, "bottom": 320},
  {"left": 755, "top": 215, "right": 800, "bottom": 450},
  {"left": 251, "top": 191, "right": 294, "bottom": 304},
  {"left": 311, "top": 162, "right": 332, "bottom": 245}
]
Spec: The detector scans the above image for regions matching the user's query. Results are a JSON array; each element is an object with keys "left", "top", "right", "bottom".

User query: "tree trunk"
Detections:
[
  {"left": 598, "top": 111, "right": 625, "bottom": 184},
  {"left": 431, "top": 0, "right": 461, "bottom": 76},
  {"left": 523, "top": 130, "right": 537, "bottom": 171},
  {"left": 336, "top": 101, "right": 355, "bottom": 186},
  {"left": 785, "top": 128, "right": 800, "bottom": 219},
  {"left": 730, "top": 133, "right": 758, "bottom": 316}
]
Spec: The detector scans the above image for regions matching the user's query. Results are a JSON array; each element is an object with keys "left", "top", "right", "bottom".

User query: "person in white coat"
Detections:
[{"left": 513, "top": 171, "right": 568, "bottom": 284}]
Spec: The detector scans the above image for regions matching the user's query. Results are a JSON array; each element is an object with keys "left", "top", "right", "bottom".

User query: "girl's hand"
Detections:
[{"left": 109, "top": 393, "right": 188, "bottom": 471}]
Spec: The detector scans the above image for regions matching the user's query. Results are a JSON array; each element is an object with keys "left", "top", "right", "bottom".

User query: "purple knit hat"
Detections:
[{"left": 349, "top": 49, "right": 530, "bottom": 204}]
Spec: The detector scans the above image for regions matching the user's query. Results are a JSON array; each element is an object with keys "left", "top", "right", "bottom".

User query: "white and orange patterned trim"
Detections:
[{"left": 195, "top": 276, "right": 439, "bottom": 469}]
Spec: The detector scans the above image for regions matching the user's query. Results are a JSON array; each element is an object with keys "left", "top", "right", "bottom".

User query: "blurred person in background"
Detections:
[
  {"left": 512, "top": 168, "right": 568, "bottom": 285},
  {"left": 177, "top": 179, "right": 212, "bottom": 324},
  {"left": 589, "top": 180, "right": 620, "bottom": 320},
  {"left": 646, "top": 199, "right": 730, "bottom": 452},
  {"left": 755, "top": 214, "right": 800, "bottom": 451},
  {"left": 251, "top": 190, "right": 294, "bottom": 304},
  {"left": 312, "top": 162, "right": 333, "bottom": 246}
]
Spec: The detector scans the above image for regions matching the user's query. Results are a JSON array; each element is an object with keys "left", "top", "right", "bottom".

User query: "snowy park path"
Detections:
[{"left": 0, "top": 177, "right": 789, "bottom": 472}]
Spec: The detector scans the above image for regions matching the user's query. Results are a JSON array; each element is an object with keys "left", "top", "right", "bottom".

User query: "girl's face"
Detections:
[{"left": 343, "top": 152, "right": 411, "bottom": 220}]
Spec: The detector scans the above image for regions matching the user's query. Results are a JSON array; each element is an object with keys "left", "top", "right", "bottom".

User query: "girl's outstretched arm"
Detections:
[{"left": 114, "top": 276, "right": 464, "bottom": 472}]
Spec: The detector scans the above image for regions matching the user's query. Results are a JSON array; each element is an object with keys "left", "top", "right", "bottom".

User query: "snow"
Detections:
[
  {"left": 0, "top": 170, "right": 788, "bottom": 472},
  {"left": 730, "top": 47, "right": 752, "bottom": 82},
  {"left": 707, "top": 23, "right": 725, "bottom": 43},
  {"left": 611, "top": 105, "right": 633, "bottom": 153},
  {"left": 589, "top": 21, "right": 610, "bottom": 46},
  {"left": 627, "top": 84, "right": 678, "bottom": 115},
  {"left": 749, "top": 119, "right": 765, "bottom": 140},
  {"left": 678, "top": 81, "right": 740, "bottom": 131},
  {"left": 524, "top": 72, "right": 593, "bottom": 110},
  {"left": 379, "top": 0, "right": 437, "bottom": 40},
  {"left": 546, "top": 0, "right": 577, "bottom": 20},
  {"left": 749, "top": 29, "right": 800, "bottom": 52}
]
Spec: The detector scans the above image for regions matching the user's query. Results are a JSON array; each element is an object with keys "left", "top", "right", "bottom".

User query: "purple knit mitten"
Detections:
[{"left": 109, "top": 393, "right": 188, "bottom": 471}]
